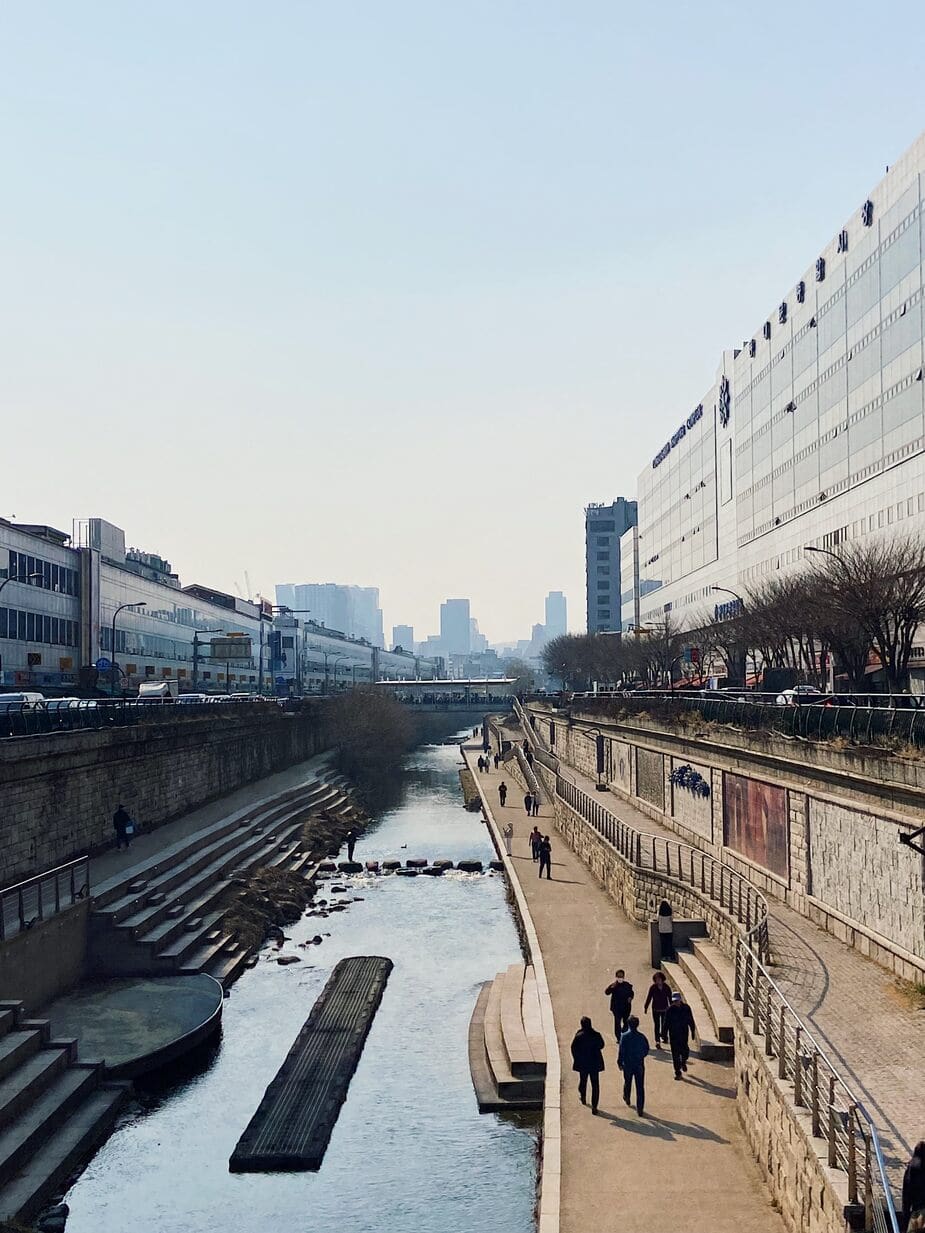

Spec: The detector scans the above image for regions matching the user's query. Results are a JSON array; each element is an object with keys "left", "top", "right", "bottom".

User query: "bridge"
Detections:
[{"left": 373, "top": 679, "right": 516, "bottom": 712}]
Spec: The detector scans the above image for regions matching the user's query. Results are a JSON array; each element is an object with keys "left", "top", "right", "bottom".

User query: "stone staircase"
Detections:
[
  {"left": 89, "top": 776, "right": 357, "bottom": 988},
  {"left": 0, "top": 1000, "right": 129, "bottom": 1225},
  {"left": 468, "top": 962, "right": 546, "bottom": 1111},
  {"left": 662, "top": 937, "right": 735, "bottom": 1062}
]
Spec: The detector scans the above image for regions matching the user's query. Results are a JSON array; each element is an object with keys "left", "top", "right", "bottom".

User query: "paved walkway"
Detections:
[
  {"left": 541, "top": 750, "right": 924, "bottom": 1185},
  {"left": 466, "top": 744, "right": 783, "bottom": 1233},
  {"left": 90, "top": 750, "right": 332, "bottom": 889}
]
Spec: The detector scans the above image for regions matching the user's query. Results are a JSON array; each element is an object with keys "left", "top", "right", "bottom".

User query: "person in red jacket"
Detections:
[{"left": 643, "top": 971, "right": 671, "bottom": 1046}]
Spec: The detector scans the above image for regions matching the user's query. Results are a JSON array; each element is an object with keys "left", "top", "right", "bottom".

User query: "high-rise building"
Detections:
[
  {"left": 439, "top": 598, "right": 471, "bottom": 655},
  {"left": 585, "top": 501, "right": 637, "bottom": 633},
  {"left": 544, "top": 591, "right": 567, "bottom": 641},
  {"left": 275, "top": 582, "right": 384, "bottom": 648},
  {"left": 391, "top": 624, "right": 414, "bottom": 652}
]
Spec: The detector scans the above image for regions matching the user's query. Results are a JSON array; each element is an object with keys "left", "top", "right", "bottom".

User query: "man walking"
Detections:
[
  {"left": 665, "top": 992, "right": 697, "bottom": 1079},
  {"left": 643, "top": 970, "right": 672, "bottom": 1047},
  {"left": 498, "top": 781, "right": 508, "bottom": 807},
  {"left": 618, "top": 1015, "right": 650, "bottom": 1115},
  {"left": 570, "top": 1016, "right": 605, "bottom": 1114},
  {"left": 113, "top": 803, "right": 132, "bottom": 851},
  {"left": 477, "top": 755, "right": 485, "bottom": 774},
  {"left": 493, "top": 752, "right": 500, "bottom": 770},
  {"left": 538, "top": 834, "right": 552, "bottom": 879},
  {"left": 502, "top": 821, "right": 514, "bottom": 856},
  {"left": 346, "top": 829, "right": 357, "bottom": 862},
  {"left": 531, "top": 794, "right": 540, "bottom": 817},
  {"left": 529, "top": 825, "right": 542, "bottom": 861},
  {"left": 523, "top": 791, "right": 533, "bottom": 815},
  {"left": 604, "top": 969, "right": 634, "bottom": 1039}
]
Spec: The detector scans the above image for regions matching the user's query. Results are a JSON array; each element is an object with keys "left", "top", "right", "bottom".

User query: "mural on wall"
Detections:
[
  {"left": 670, "top": 758, "right": 713, "bottom": 841},
  {"left": 611, "top": 741, "right": 632, "bottom": 793},
  {"left": 635, "top": 748, "right": 664, "bottom": 810},
  {"left": 723, "top": 773, "right": 789, "bottom": 879}
]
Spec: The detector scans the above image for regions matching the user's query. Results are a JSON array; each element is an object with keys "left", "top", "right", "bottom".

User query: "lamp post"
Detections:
[
  {"left": 331, "top": 656, "right": 349, "bottom": 693},
  {"left": 0, "top": 570, "right": 42, "bottom": 600},
  {"left": 110, "top": 602, "right": 146, "bottom": 697},
  {"left": 191, "top": 629, "right": 222, "bottom": 691}
]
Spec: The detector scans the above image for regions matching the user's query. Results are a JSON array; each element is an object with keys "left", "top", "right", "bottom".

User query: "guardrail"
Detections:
[
  {"left": 573, "top": 692, "right": 925, "bottom": 748},
  {"left": 0, "top": 696, "right": 310, "bottom": 739},
  {"left": 736, "top": 945, "right": 899, "bottom": 1233},
  {"left": 524, "top": 722, "right": 896, "bottom": 1231},
  {"left": 0, "top": 856, "right": 90, "bottom": 941}
]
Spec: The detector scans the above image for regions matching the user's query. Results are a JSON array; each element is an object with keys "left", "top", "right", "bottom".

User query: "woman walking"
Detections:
[
  {"left": 643, "top": 971, "right": 672, "bottom": 1047},
  {"left": 502, "top": 821, "right": 514, "bottom": 857},
  {"left": 570, "top": 1016, "right": 605, "bottom": 1114}
]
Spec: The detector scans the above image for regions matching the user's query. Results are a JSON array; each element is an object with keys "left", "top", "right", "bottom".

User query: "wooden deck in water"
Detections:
[{"left": 229, "top": 956, "right": 393, "bottom": 1173}]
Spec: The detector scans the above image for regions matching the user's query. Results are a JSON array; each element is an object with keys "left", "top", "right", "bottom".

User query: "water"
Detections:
[{"left": 65, "top": 738, "right": 538, "bottom": 1233}]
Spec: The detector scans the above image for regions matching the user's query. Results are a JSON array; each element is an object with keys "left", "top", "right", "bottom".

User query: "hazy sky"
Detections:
[{"left": 2, "top": 3, "right": 923, "bottom": 643}]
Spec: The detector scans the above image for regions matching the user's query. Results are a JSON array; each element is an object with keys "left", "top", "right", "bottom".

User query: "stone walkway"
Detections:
[
  {"left": 544, "top": 751, "right": 925, "bottom": 1186},
  {"left": 465, "top": 744, "right": 783, "bottom": 1233}
]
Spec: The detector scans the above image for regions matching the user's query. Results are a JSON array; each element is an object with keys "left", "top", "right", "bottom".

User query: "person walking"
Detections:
[
  {"left": 482, "top": 738, "right": 490, "bottom": 755},
  {"left": 643, "top": 971, "right": 672, "bottom": 1047},
  {"left": 665, "top": 991, "right": 697, "bottom": 1079},
  {"left": 538, "top": 835, "right": 552, "bottom": 879},
  {"left": 502, "top": 821, "right": 514, "bottom": 857},
  {"left": 618, "top": 1015, "right": 650, "bottom": 1115},
  {"left": 526, "top": 750, "right": 534, "bottom": 768},
  {"left": 531, "top": 794, "right": 540, "bottom": 817},
  {"left": 570, "top": 1016, "right": 605, "bottom": 1114},
  {"left": 498, "top": 781, "right": 508, "bottom": 807},
  {"left": 657, "top": 899, "right": 675, "bottom": 960},
  {"left": 112, "top": 803, "right": 132, "bottom": 851},
  {"left": 523, "top": 791, "right": 533, "bottom": 815},
  {"left": 346, "top": 829, "right": 357, "bottom": 862},
  {"left": 903, "top": 1141, "right": 925, "bottom": 1232},
  {"left": 604, "top": 969, "right": 634, "bottom": 1039},
  {"left": 493, "top": 752, "right": 500, "bottom": 769},
  {"left": 477, "top": 755, "right": 485, "bottom": 774},
  {"left": 529, "top": 826, "right": 542, "bottom": 861}
]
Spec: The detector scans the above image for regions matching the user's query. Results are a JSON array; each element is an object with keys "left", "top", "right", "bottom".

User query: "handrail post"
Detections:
[
  {"left": 794, "top": 1027, "right": 803, "bottom": 1105},
  {"left": 827, "top": 1076, "right": 837, "bottom": 1167},
  {"left": 764, "top": 985, "right": 774, "bottom": 1056},
  {"left": 778, "top": 1006, "right": 786, "bottom": 1079},
  {"left": 742, "top": 950, "right": 752, "bottom": 1017},
  {"left": 811, "top": 1052, "right": 820, "bottom": 1137},
  {"left": 752, "top": 961, "right": 761, "bottom": 1034},
  {"left": 847, "top": 1108, "right": 858, "bottom": 1206},
  {"left": 864, "top": 1140, "right": 874, "bottom": 1232},
  {"left": 734, "top": 943, "right": 742, "bottom": 1002}
]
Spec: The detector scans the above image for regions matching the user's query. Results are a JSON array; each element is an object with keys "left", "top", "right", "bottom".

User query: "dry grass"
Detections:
[{"left": 895, "top": 976, "right": 925, "bottom": 1010}]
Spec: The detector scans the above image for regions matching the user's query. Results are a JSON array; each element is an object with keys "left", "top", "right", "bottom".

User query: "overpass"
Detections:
[{"left": 373, "top": 679, "right": 516, "bottom": 712}]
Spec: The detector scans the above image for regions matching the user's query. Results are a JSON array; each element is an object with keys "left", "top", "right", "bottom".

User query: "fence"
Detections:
[
  {"left": 0, "top": 696, "right": 308, "bottom": 739},
  {"left": 530, "top": 732, "right": 897, "bottom": 1231},
  {"left": 0, "top": 856, "right": 90, "bottom": 942}
]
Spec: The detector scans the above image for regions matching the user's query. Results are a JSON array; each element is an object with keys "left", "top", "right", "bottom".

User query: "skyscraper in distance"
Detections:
[
  {"left": 585, "top": 500, "right": 637, "bottom": 633},
  {"left": 392, "top": 624, "right": 414, "bottom": 652},
  {"left": 544, "top": 591, "right": 567, "bottom": 641},
  {"left": 440, "top": 598, "right": 471, "bottom": 655}
]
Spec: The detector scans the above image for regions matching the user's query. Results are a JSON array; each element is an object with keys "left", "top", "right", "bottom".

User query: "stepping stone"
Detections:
[
  {"left": 337, "top": 861, "right": 363, "bottom": 873},
  {"left": 382, "top": 860, "right": 402, "bottom": 871},
  {"left": 421, "top": 867, "right": 445, "bottom": 877},
  {"left": 395, "top": 868, "right": 418, "bottom": 877},
  {"left": 432, "top": 859, "right": 454, "bottom": 869},
  {"left": 456, "top": 860, "right": 484, "bottom": 873},
  {"left": 317, "top": 862, "right": 337, "bottom": 872},
  {"left": 489, "top": 860, "right": 505, "bottom": 872},
  {"left": 364, "top": 861, "right": 380, "bottom": 872},
  {"left": 405, "top": 858, "right": 428, "bottom": 868}
]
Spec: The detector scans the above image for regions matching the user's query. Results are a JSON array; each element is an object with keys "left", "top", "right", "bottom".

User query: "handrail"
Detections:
[
  {"left": 0, "top": 855, "right": 90, "bottom": 941},
  {"left": 521, "top": 710, "right": 897, "bottom": 1231}
]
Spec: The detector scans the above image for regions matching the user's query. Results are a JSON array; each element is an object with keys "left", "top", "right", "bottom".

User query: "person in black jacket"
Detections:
[
  {"left": 604, "top": 969, "right": 634, "bottom": 1039},
  {"left": 903, "top": 1141, "right": 925, "bottom": 1231},
  {"left": 643, "top": 971, "right": 671, "bottom": 1046},
  {"left": 570, "top": 1016, "right": 605, "bottom": 1114},
  {"left": 665, "top": 992, "right": 697, "bottom": 1079}
]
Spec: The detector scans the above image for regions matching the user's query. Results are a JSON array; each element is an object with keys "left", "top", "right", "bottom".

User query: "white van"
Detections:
[{"left": 0, "top": 691, "right": 45, "bottom": 712}]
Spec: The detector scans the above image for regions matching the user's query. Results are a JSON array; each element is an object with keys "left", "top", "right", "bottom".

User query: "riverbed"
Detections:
[{"left": 65, "top": 737, "right": 538, "bottom": 1233}]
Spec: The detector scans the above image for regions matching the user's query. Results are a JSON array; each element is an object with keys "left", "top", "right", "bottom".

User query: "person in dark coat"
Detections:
[
  {"left": 604, "top": 969, "right": 634, "bottom": 1038},
  {"left": 529, "top": 826, "right": 542, "bottom": 861},
  {"left": 618, "top": 1015, "right": 650, "bottom": 1115},
  {"left": 643, "top": 971, "right": 671, "bottom": 1046},
  {"left": 657, "top": 899, "right": 675, "bottom": 959},
  {"left": 531, "top": 793, "right": 540, "bottom": 817},
  {"left": 113, "top": 803, "right": 131, "bottom": 851},
  {"left": 538, "top": 835, "right": 552, "bottom": 879},
  {"left": 493, "top": 752, "right": 500, "bottom": 769},
  {"left": 570, "top": 1016, "right": 605, "bottom": 1113},
  {"left": 498, "top": 781, "right": 508, "bottom": 806},
  {"left": 903, "top": 1141, "right": 925, "bottom": 1231},
  {"left": 665, "top": 992, "right": 697, "bottom": 1079},
  {"left": 346, "top": 829, "right": 357, "bottom": 862},
  {"left": 523, "top": 792, "right": 533, "bottom": 815}
]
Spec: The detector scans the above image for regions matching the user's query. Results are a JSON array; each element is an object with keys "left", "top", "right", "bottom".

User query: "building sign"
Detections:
[
  {"left": 651, "top": 404, "right": 703, "bottom": 469},
  {"left": 713, "top": 598, "right": 742, "bottom": 622}
]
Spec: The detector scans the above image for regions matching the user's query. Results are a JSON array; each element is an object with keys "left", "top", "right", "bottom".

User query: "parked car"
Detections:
[
  {"left": 0, "top": 691, "right": 45, "bottom": 712},
  {"left": 175, "top": 693, "right": 209, "bottom": 705},
  {"left": 775, "top": 685, "right": 824, "bottom": 706}
]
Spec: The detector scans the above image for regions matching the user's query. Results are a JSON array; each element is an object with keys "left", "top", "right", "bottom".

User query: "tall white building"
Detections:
[
  {"left": 630, "top": 131, "right": 925, "bottom": 632},
  {"left": 440, "top": 598, "right": 471, "bottom": 655},
  {"left": 275, "top": 582, "right": 384, "bottom": 648}
]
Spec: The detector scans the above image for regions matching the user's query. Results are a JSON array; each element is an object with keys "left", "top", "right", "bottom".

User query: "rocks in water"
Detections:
[
  {"left": 330, "top": 885, "right": 347, "bottom": 893},
  {"left": 317, "top": 861, "right": 338, "bottom": 872},
  {"left": 338, "top": 861, "right": 363, "bottom": 873},
  {"left": 432, "top": 859, "right": 454, "bottom": 869},
  {"left": 395, "top": 868, "right": 418, "bottom": 877},
  {"left": 456, "top": 860, "right": 484, "bottom": 873},
  {"left": 488, "top": 860, "right": 505, "bottom": 872},
  {"left": 37, "top": 1206, "right": 69, "bottom": 1233},
  {"left": 381, "top": 859, "right": 402, "bottom": 871},
  {"left": 421, "top": 866, "right": 445, "bottom": 877},
  {"left": 364, "top": 861, "right": 380, "bottom": 872},
  {"left": 405, "top": 858, "right": 428, "bottom": 868},
  {"left": 277, "top": 955, "right": 301, "bottom": 965}
]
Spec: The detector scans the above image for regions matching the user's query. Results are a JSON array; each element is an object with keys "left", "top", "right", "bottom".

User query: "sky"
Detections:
[{"left": 2, "top": 2, "right": 924, "bottom": 645}]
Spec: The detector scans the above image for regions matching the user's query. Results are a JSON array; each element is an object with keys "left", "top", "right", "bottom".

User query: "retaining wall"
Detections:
[
  {"left": 0, "top": 711, "right": 327, "bottom": 883},
  {"left": 0, "top": 901, "right": 89, "bottom": 1013}
]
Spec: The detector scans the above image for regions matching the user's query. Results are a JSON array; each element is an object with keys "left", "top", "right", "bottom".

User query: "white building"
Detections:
[{"left": 632, "top": 131, "right": 925, "bottom": 633}]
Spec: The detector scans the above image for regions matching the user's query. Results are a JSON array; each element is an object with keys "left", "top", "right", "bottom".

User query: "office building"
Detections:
[
  {"left": 544, "top": 591, "right": 567, "bottom": 640},
  {"left": 275, "top": 582, "right": 384, "bottom": 648},
  {"left": 585, "top": 500, "right": 637, "bottom": 633},
  {"left": 629, "top": 131, "right": 925, "bottom": 634},
  {"left": 391, "top": 624, "right": 414, "bottom": 652},
  {"left": 440, "top": 598, "right": 471, "bottom": 655}
]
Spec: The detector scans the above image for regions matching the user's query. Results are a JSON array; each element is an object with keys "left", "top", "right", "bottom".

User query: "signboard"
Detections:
[{"left": 95, "top": 657, "right": 112, "bottom": 672}]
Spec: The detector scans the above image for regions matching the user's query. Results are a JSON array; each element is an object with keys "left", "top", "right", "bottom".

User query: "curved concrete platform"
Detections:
[{"left": 43, "top": 974, "right": 223, "bottom": 1078}]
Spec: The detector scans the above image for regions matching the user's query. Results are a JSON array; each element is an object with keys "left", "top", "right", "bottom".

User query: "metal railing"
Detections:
[
  {"left": 0, "top": 856, "right": 90, "bottom": 941},
  {"left": 0, "top": 696, "right": 305, "bottom": 739},
  {"left": 735, "top": 945, "right": 899, "bottom": 1232}
]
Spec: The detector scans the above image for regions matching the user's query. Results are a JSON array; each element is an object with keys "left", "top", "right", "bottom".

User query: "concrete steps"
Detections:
[
  {"left": 662, "top": 952, "right": 734, "bottom": 1063},
  {"left": 0, "top": 1004, "right": 130, "bottom": 1225},
  {"left": 468, "top": 964, "right": 545, "bottom": 1111}
]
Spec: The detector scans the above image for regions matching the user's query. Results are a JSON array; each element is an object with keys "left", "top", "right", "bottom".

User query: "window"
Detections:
[
  {"left": 596, "top": 551, "right": 609, "bottom": 561},
  {"left": 597, "top": 566, "right": 610, "bottom": 576},
  {"left": 596, "top": 536, "right": 610, "bottom": 547},
  {"left": 597, "top": 581, "right": 610, "bottom": 592}
]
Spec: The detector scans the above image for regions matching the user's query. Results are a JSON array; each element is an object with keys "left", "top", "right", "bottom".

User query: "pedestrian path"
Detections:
[
  {"left": 466, "top": 745, "right": 783, "bottom": 1233},
  {"left": 542, "top": 751, "right": 924, "bottom": 1185}
]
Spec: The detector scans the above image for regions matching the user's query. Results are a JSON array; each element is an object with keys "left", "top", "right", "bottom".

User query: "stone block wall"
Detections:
[
  {"left": 0, "top": 901, "right": 89, "bottom": 1012},
  {"left": 0, "top": 710, "right": 326, "bottom": 884}
]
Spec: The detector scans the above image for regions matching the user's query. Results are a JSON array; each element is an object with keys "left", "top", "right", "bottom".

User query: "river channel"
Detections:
[{"left": 65, "top": 736, "right": 538, "bottom": 1233}]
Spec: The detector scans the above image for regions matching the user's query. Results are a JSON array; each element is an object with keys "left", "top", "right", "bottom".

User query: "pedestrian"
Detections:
[
  {"left": 499, "top": 781, "right": 508, "bottom": 807},
  {"left": 112, "top": 803, "right": 132, "bottom": 851},
  {"left": 531, "top": 794, "right": 540, "bottom": 817},
  {"left": 502, "top": 821, "right": 514, "bottom": 857},
  {"left": 526, "top": 750, "right": 534, "bottom": 768},
  {"left": 643, "top": 971, "right": 672, "bottom": 1047},
  {"left": 538, "top": 834, "right": 552, "bottom": 879},
  {"left": 903, "top": 1142, "right": 925, "bottom": 1232},
  {"left": 604, "top": 969, "right": 634, "bottom": 1038},
  {"left": 529, "top": 826, "right": 542, "bottom": 861},
  {"left": 493, "top": 752, "right": 500, "bottom": 769},
  {"left": 346, "top": 829, "right": 357, "bottom": 862},
  {"left": 477, "top": 755, "right": 485, "bottom": 773},
  {"left": 570, "top": 1016, "right": 605, "bottom": 1114},
  {"left": 665, "top": 991, "right": 697, "bottom": 1079},
  {"left": 523, "top": 792, "right": 533, "bottom": 815},
  {"left": 522, "top": 738, "right": 529, "bottom": 752},
  {"left": 618, "top": 1015, "right": 650, "bottom": 1116},
  {"left": 483, "top": 738, "right": 490, "bottom": 754},
  {"left": 657, "top": 899, "right": 675, "bottom": 960}
]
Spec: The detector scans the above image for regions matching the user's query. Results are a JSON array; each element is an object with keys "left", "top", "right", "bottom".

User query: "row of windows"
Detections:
[
  {"left": 0, "top": 608, "right": 79, "bottom": 646},
  {"left": 5, "top": 551, "right": 79, "bottom": 597}
]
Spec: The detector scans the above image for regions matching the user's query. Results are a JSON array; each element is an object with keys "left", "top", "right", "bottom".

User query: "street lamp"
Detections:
[
  {"left": 191, "top": 629, "right": 222, "bottom": 691},
  {"left": 110, "top": 602, "right": 146, "bottom": 696},
  {"left": 710, "top": 585, "right": 746, "bottom": 608},
  {"left": 0, "top": 571, "right": 42, "bottom": 599},
  {"left": 330, "top": 656, "right": 349, "bottom": 692}
]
